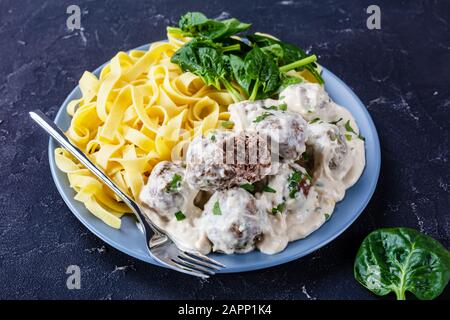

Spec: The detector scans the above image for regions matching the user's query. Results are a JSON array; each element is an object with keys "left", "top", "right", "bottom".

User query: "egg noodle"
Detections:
[{"left": 55, "top": 31, "right": 316, "bottom": 229}]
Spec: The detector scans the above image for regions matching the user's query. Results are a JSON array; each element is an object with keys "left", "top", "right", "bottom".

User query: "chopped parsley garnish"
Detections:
[
  {"left": 344, "top": 120, "right": 365, "bottom": 141},
  {"left": 345, "top": 134, "right": 352, "bottom": 141},
  {"left": 166, "top": 174, "right": 182, "bottom": 192},
  {"left": 253, "top": 112, "right": 272, "bottom": 123},
  {"left": 324, "top": 213, "right": 331, "bottom": 221},
  {"left": 329, "top": 118, "right": 343, "bottom": 125},
  {"left": 221, "top": 120, "right": 234, "bottom": 129},
  {"left": 345, "top": 120, "right": 356, "bottom": 134},
  {"left": 174, "top": 211, "right": 186, "bottom": 221},
  {"left": 262, "top": 105, "right": 278, "bottom": 110},
  {"left": 213, "top": 201, "right": 222, "bottom": 215},
  {"left": 263, "top": 185, "right": 276, "bottom": 193},
  {"left": 288, "top": 170, "right": 303, "bottom": 198},
  {"left": 261, "top": 103, "right": 287, "bottom": 111},
  {"left": 271, "top": 202, "right": 285, "bottom": 214},
  {"left": 240, "top": 183, "right": 255, "bottom": 192},
  {"left": 210, "top": 134, "right": 216, "bottom": 142},
  {"left": 279, "top": 95, "right": 285, "bottom": 99},
  {"left": 309, "top": 117, "right": 321, "bottom": 124}
]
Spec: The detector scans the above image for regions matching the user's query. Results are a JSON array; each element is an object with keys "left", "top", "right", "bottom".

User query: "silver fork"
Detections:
[{"left": 30, "top": 110, "right": 225, "bottom": 278}]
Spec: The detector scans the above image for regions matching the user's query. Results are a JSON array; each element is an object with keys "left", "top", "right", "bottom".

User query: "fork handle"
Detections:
[{"left": 29, "top": 110, "right": 161, "bottom": 243}]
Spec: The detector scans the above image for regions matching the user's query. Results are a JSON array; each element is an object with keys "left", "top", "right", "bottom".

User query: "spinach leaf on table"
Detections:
[{"left": 354, "top": 227, "right": 450, "bottom": 300}]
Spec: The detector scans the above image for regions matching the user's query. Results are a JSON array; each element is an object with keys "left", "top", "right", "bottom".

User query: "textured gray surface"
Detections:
[{"left": 0, "top": 0, "right": 449, "bottom": 300}]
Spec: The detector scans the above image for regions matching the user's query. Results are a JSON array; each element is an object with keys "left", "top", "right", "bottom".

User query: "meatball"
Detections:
[
  {"left": 279, "top": 83, "right": 330, "bottom": 119},
  {"left": 228, "top": 99, "right": 279, "bottom": 131},
  {"left": 306, "top": 122, "right": 356, "bottom": 201},
  {"left": 229, "top": 99, "right": 308, "bottom": 161},
  {"left": 251, "top": 111, "right": 307, "bottom": 161},
  {"left": 185, "top": 130, "right": 275, "bottom": 191},
  {"left": 201, "top": 188, "right": 265, "bottom": 253},
  {"left": 139, "top": 161, "right": 193, "bottom": 220},
  {"left": 307, "top": 123, "right": 350, "bottom": 174}
]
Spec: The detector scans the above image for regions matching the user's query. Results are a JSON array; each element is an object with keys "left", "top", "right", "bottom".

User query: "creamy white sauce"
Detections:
[{"left": 139, "top": 83, "right": 366, "bottom": 255}]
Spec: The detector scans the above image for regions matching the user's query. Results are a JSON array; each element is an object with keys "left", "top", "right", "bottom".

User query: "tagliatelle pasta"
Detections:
[{"left": 55, "top": 32, "right": 234, "bottom": 228}]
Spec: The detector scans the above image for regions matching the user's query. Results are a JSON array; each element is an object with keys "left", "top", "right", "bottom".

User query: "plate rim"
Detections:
[{"left": 48, "top": 43, "right": 381, "bottom": 273}]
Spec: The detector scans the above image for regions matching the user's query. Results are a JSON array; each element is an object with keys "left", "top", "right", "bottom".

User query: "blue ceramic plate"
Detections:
[{"left": 49, "top": 44, "right": 381, "bottom": 273}]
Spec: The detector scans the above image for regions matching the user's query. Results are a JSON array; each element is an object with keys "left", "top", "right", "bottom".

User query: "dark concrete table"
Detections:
[{"left": 1, "top": 0, "right": 449, "bottom": 300}]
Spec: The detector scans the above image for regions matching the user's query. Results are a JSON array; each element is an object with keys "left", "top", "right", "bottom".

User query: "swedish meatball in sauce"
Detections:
[
  {"left": 200, "top": 188, "right": 266, "bottom": 254},
  {"left": 229, "top": 100, "right": 308, "bottom": 161},
  {"left": 185, "top": 130, "right": 276, "bottom": 191}
]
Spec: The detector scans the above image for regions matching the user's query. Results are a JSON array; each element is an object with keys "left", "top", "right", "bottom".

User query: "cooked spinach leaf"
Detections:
[{"left": 354, "top": 227, "right": 450, "bottom": 300}]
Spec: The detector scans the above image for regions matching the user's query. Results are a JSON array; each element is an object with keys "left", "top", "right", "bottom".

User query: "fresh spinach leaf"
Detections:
[
  {"left": 244, "top": 46, "right": 281, "bottom": 100},
  {"left": 261, "top": 43, "right": 284, "bottom": 63},
  {"left": 354, "top": 227, "right": 450, "bottom": 300},
  {"left": 229, "top": 54, "right": 252, "bottom": 96},
  {"left": 247, "top": 34, "right": 324, "bottom": 84},
  {"left": 171, "top": 39, "right": 243, "bottom": 102},
  {"left": 178, "top": 12, "right": 251, "bottom": 40}
]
